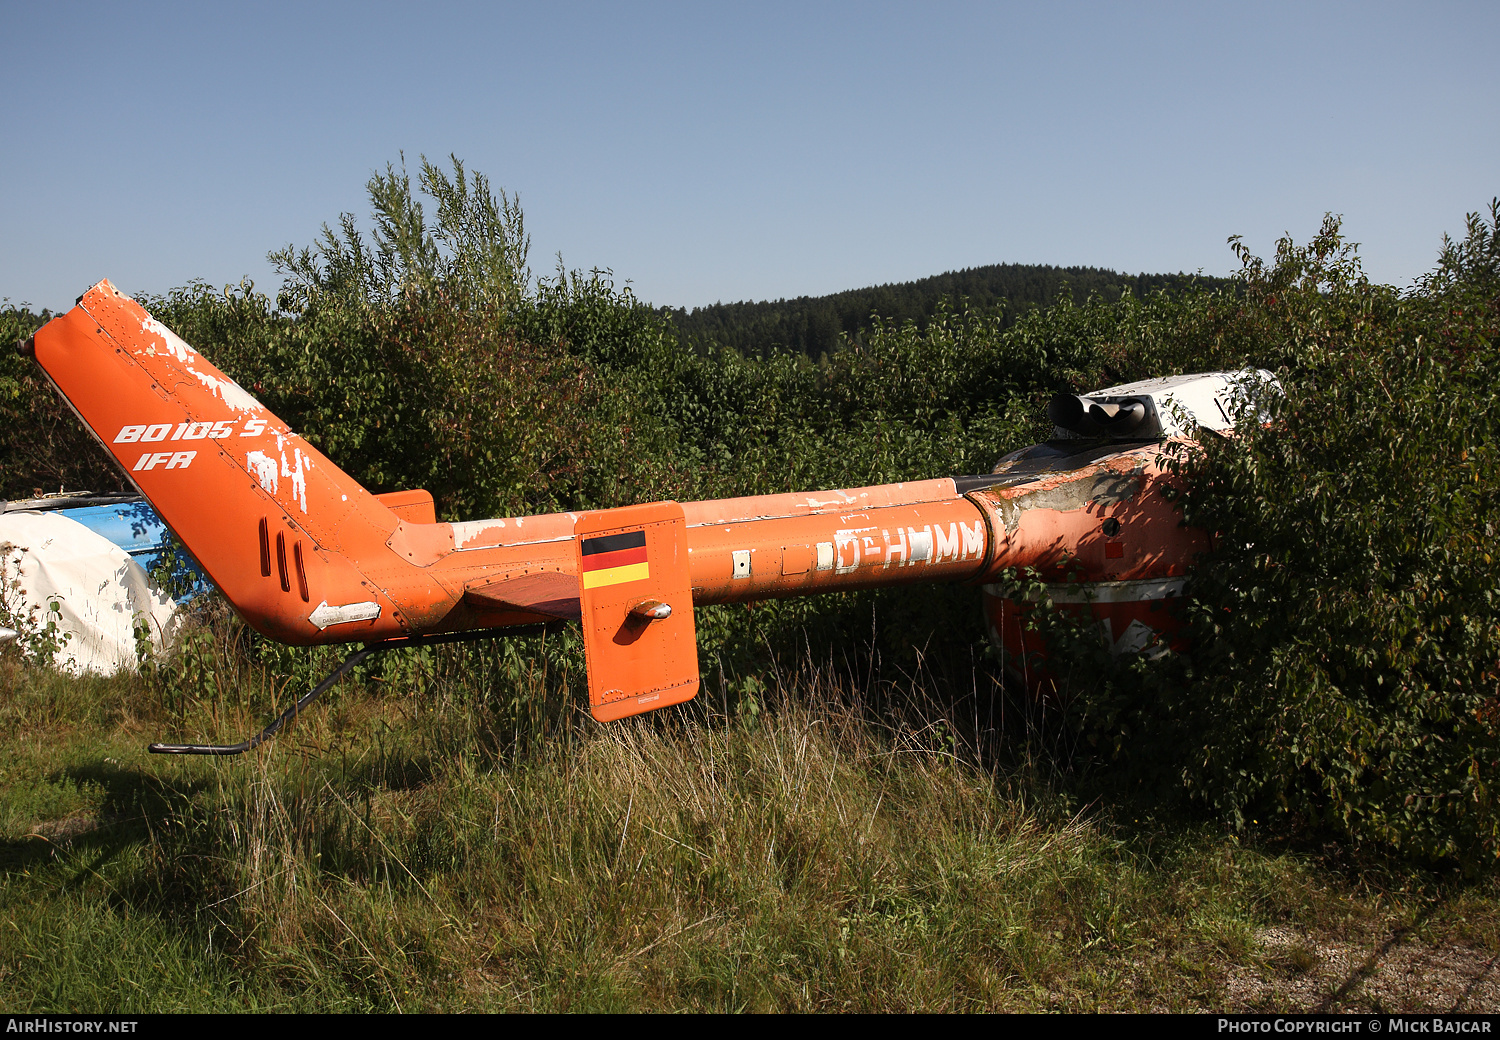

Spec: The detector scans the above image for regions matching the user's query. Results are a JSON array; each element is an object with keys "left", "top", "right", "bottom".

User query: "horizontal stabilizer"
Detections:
[
  {"left": 463, "top": 571, "right": 581, "bottom": 621},
  {"left": 374, "top": 489, "right": 436, "bottom": 524}
]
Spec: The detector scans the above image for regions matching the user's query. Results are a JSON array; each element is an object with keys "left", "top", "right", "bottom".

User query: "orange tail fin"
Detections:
[{"left": 29, "top": 279, "right": 419, "bottom": 644}]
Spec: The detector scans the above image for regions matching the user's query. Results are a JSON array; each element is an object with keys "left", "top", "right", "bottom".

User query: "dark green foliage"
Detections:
[
  {"left": 1, "top": 303, "right": 123, "bottom": 499},
  {"left": 145, "top": 281, "right": 612, "bottom": 523},
  {"left": 1066, "top": 209, "right": 1500, "bottom": 866},
  {"left": 670, "top": 263, "right": 1230, "bottom": 360}
]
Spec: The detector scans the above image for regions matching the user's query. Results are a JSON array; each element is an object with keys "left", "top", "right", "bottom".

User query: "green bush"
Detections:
[
  {"left": 1069, "top": 208, "right": 1500, "bottom": 866},
  {"left": 1, "top": 302, "right": 122, "bottom": 499}
]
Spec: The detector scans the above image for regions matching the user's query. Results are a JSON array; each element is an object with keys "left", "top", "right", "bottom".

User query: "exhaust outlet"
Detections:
[{"left": 1047, "top": 394, "right": 1149, "bottom": 437}]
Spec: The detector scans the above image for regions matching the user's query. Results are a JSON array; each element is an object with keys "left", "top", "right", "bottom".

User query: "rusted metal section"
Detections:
[
  {"left": 967, "top": 443, "right": 1207, "bottom": 693},
  {"left": 965, "top": 446, "right": 1201, "bottom": 585},
  {"left": 985, "top": 468, "right": 1144, "bottom": 534}
]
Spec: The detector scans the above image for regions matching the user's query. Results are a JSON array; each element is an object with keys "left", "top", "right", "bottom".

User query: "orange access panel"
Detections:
[{"left": 575, "top": 502, "right": 700, "bottom": 722}]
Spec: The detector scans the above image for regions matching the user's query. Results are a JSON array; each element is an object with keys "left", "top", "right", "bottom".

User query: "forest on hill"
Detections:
[{"left": 668, "top": 263, "right": 1230, "bottom": 358}]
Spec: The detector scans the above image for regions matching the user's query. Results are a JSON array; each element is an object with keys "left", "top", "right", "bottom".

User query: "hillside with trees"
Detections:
[{"left": 668, "top": 264, "right": 1230, "bottom": 359}]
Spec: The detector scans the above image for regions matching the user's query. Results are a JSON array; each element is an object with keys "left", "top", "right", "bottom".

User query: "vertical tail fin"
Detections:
[
  {"left": 574, "top": 502, "right": 700, "bottom": 721},
  {"left": 29, "top": 279, "right": 416, "bottom": 643}
]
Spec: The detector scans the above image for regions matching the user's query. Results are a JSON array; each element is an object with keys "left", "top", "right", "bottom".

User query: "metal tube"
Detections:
[{"left": 683, "top": 491, "right": 994, "bottom": 604}]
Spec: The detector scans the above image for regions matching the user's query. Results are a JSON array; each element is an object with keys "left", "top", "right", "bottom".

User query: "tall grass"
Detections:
[{"left": 2, "top": 615, "right": 1493, "bottom": 1011}]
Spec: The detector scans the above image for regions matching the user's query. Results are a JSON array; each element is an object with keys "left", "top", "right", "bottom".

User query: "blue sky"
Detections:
[{"left": 3, "top": 1, "right": 1496, "bottom": 313}]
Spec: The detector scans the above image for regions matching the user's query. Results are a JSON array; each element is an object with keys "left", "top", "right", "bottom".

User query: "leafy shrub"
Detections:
[
  {"left": 0, "top": 541, "right": 71, "bottom": 666},
  {"left": 1069, "top": 208, "right": 1500, "bottom": 866},
  {"left": 1, "top": 302, "right": 122, "bottom": 499}
]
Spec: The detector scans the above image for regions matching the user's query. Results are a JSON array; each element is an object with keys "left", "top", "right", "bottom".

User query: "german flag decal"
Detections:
[{"left": 580, "top": 530, "right": 649, "bottom": 590}]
